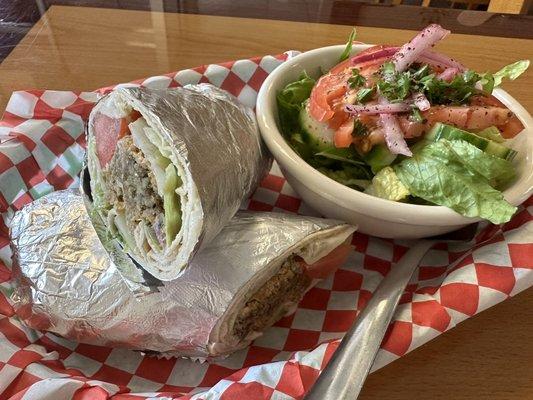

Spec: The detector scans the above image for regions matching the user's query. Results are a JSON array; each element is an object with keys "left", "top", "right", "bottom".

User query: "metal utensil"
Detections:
[{"left": 305, "top": 225, "right": 476, "bottom": 400}]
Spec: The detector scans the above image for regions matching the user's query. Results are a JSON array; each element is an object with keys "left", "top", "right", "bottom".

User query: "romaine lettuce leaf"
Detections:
[
  {"left": 493, "top": 60, "right": 529, "bottom": 87},
  {"left": 365, "top": 166, "right": 410, "bottom": 201},
  {"left": 394, "top": 139, "right": 516, "bottom": 224},
  {"left": 435, "top": 139, "right": 515, "bottom": 189}
]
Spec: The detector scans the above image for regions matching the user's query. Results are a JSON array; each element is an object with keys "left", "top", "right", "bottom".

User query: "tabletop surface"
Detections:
[
  {"left": 1, "top": 0, "right": 532, "bottom": 64},
  {"left": 1, "top": 4, "right": 532, "bottom": 399}
]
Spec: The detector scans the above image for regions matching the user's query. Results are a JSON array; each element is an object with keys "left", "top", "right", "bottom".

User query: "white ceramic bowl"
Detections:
[{"left": 256, "top": 45, "right": 533, "bottom": 238}]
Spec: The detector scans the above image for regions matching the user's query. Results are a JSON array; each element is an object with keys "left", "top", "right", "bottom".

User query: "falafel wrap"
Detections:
[
  {"left": 11, "top": 190, "right": 356, "bottom": 358},
  {"left": 87, "top": 84, "right": 270, "bottom": 281}
]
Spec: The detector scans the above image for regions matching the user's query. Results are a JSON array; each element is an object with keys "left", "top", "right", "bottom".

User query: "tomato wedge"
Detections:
[
  {"left": 334, "top": 117, "right": 355, "bottom": 148},
  {"left": 300, "top": 240, "right": 352, "bottom": 279},
  {"left": 470, "top": 95, "right": 505, "bottom": 108},
  {"left": 308, "top": 45, "right": 396, "bottom": 149},
  {"left": 93, "top": 113, "right": 123, "bottom": 168},
  {"left": 500, "top": 115, "right": 524, "bottom": 138},
  {"left": 468, "top": 96, "right": 524, "bottom": 137},
  {"left": 327, "top": 104, "right": 349, "bottom": 130},
  {"left": 309, "top": 73, "right": 349, "bottom": 122},
  {"left": 307, "top": 43, "right": 524, "bottom": 151}
]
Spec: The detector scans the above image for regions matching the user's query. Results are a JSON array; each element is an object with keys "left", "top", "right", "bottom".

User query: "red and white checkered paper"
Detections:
[{"left": 0, "top": 53, "right": 532, "bottom": 400}]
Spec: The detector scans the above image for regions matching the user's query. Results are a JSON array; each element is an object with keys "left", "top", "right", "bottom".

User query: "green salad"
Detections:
[{"left": 276, "top": 25, "right": 529, "bottom": 224}]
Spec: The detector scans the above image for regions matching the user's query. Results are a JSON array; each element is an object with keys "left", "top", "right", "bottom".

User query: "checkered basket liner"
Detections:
[{"left": 0, "top": 52, "right": 531, "bottom": 400}]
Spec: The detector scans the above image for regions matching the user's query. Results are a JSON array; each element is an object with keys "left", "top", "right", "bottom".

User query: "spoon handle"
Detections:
[{"left": 304, "top": 240, "right": 434, "bottom": 400}]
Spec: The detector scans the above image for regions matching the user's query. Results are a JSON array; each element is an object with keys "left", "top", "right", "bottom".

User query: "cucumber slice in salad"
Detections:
[
  {"left": 426, "top": 123, "right": 517, "bottom": 161},
  {"left": 476, "top": 126, "right": 505, "bottom": 143},
  {"left": 363, "top": 144, "right": 397, "bottom": 174},
  {"left": 299, "top": 101, "right": 334, "bottom": 151}
]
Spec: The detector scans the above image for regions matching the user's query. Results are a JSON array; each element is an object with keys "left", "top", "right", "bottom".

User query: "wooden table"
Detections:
[{"left": 1, "top": 5, "right": 532, "bottom": 399}]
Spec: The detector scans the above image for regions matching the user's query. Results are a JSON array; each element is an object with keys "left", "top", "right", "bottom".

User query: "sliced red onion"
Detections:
[
  {"left": 349, "top": 45, "right": 465, "bottom": 73},
  {"left": 421, "top": 50, "right": 466, "bottom": 72},
  {"left": 392, "top": 24, "right": 451, "bottom": 72},
  {"left": 345, "top": 102, "right": 411, "bottom": 115},
  {"left": 412, "top": 92, "right": 430, "bottom": 111},
  {"left": 380, "top": 114, "right": 412, "bottom": 156},
  {"left": 350, "top": 47, "right": 398, "bottom": 66},
  {"left": 437, "top": 67, "right": 460, "bottom": 82},
  {"left": 378, "top": 97, "right": 412, "bottom": 156}
]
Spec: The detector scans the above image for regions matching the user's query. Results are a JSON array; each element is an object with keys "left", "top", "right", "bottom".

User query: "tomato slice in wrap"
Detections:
[
  {"left": 300, "top": 239, "right": 352, "bottom": 279},
  {"left": 93, "top": 110, "right": 142, "bottom": 168}
]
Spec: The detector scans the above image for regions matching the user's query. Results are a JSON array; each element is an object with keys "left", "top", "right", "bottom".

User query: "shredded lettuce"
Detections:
[
  {"left": 164, "top": 164, "right": 182, "bottom": 246},
  {"left": 87, "top": 138, "right": 111, "bottom": 214},
  {"left": 130, "top": 118, "right": 185, "bottom": 248},
  {"left": 394, "top": 139, "right": 516, "bottom": 224},
  {"left": 143, "top": 222, "right": 162, "bottom": 252},
  {"left": 87, "top": 205, "right": 150, "bottom": 290},
  {"left": 113, "top": 211, "right": 138, "bottom": 251}
]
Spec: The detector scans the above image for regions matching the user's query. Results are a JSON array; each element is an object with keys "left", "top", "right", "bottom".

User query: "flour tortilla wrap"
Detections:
[
  {"left": 11, "top": 191, "right": 356, "bottom": 358},
  {"left": 87, "top": 84, "right": 270, "bottom": 281}
]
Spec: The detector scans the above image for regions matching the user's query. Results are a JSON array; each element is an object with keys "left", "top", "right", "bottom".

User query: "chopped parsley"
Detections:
[
  {"left": 348, "top": 68, "right": 366, "bottom": 89},
  {"left": 356, "top": 87, "right": 375, "bottom": 103},
  {"left": 411, "top": 64, "right": 431, "bottom": 80},
  {"left": 381, "top": 61, "right": 396, "bottom": 80},
  {"left": 375, "top": 62, "right": 488, "bottom": 105},
  {"left": 377, "top": 64, "right": 411, "bottom": 102},
  {"left": 352, "top": 120, "right": 369, "bottom": 137},
  {"left": 411, "top": 107, "right": 424, "bottom": 123},
  {"left": 479, "top": 73, "right": 495, "bottom": 94}
]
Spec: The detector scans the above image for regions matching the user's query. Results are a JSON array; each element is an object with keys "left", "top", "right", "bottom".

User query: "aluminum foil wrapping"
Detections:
[
  {"left": 87, "top": 84, "right": 271, "bottom": 280},
  {"left": 11, "top": 190, "right": 355, "bottom": 358}
]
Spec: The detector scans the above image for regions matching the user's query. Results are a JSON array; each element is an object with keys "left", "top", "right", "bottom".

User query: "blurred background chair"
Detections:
[{"left": 372, "top": 0, "right": 531, "bottom": 13}]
